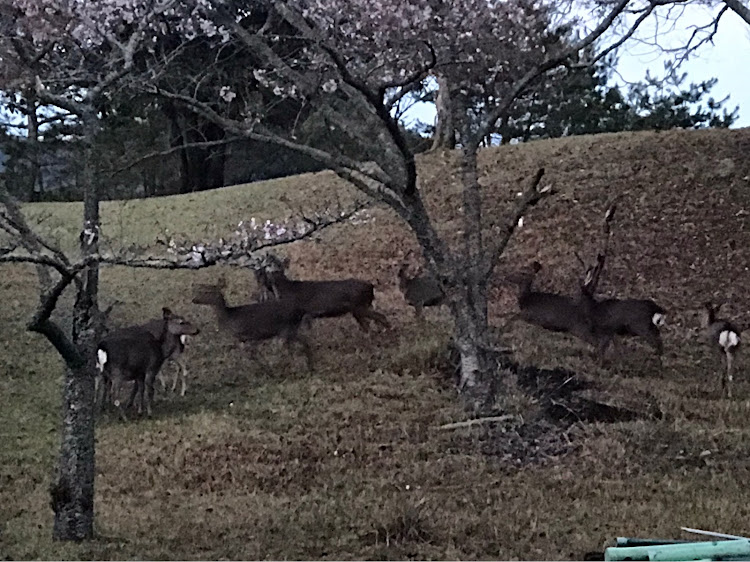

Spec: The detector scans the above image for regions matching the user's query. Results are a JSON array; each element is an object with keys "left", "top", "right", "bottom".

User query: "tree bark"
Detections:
[
  {"left": 51, "top": 111, "right": 100, "bottom": 541},
  {"left": 26, "top": 94, "right": 43, "bottom": 202},
  {"left": 430, "top": 73, "right": 456, "bottom": 151},
  {"left": 442, "top": 143, "right": 495, "bottom": 410},
  {"left": 51, "top": 362, "right": 96, "bottom": 541},
  {"left": 459, "top": 144, "right": 488, "bottom": 322},
  {"left": 450, "top": 289, "right": 496, "bottom": 413}
]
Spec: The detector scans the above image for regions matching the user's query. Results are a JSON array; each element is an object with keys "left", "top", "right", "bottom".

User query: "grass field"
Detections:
[{"left": 2, "top": 128, "right": 750, "bottom": 559}]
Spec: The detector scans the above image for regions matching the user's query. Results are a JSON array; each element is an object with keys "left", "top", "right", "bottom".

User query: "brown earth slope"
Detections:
[{"left": 1, "top": 128, "right": 750, "bottom": 560}]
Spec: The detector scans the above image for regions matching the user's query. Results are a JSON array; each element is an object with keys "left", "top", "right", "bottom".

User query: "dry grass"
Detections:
[{"left": 2, "top": 128, "right": 750, "bottom": 559}]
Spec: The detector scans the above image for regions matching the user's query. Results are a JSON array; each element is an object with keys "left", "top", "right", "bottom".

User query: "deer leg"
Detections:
[
  {"left": 297, "top": 334, "right": 314, "bottom": 373},
  {"left": 125, "top": 379, "right": 142, "bottom": 415},
  {"left": 111, "top": 375, "right": 131, "bottom": 422},
  {"left": 413, "top": 305, "right": 424, "bottom": 323},
  {"left": 645, "top": 327, "right": 664, "bottom": 372},
  {"left": 158, "top": 367, "right": 168, "bottom": 392},
  {"left": 725, "top": 350, "right": 734, "bottom": 399},
  {"left": 284, "top": 327, "right": 314, "bottom": 372},
  {"left": 594, "top": 335, "right": 613, "bottom": 366},
  {"left": 352, "top": 310, "right": 371, "bottom": 332},
  {"left": 145, "top": 372, "right": 157, "bottom": 417},
  {"left": 173, "top": 357, "right": 188, "bottom": 397},
  {"left": 96, "top": 374, "right": 108, "bottom": 413},
  {"left": 364, "top": 307, "right": 390, "bottom": 330},
  {"left": 245, "top": 341, "right": 271, "bottom": 373}
]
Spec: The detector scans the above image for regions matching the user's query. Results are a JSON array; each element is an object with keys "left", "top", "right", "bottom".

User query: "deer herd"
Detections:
[{"left": 95, "top": 215, "right": 743, "bottom": 420}]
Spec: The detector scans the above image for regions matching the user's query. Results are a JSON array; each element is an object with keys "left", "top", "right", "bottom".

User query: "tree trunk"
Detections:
[
  {"left": 444, "top": 142, "right": 496, "bottom": 411},
  {"left": 430, "top": 73, "right": 456, "bottom": 151},
  {"left": 26, "top": 94, "right": 43, "bottom": 202},
  {"left": 450, "top": 287, "right": 496, "bottom": 413},
  {"left": 51, "top": 362, "right": 96, "bottom": 541},
  {"left": 51, "top": 111, "right": 100, "bottom": 541}
]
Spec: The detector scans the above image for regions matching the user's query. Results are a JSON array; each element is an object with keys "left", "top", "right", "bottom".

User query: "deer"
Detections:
[
  {"left": 510, "top": 261, "right": 600, "bottom": 348},
  {"left": 96, "top": 307, "right": 200, "bottom": 419},
  {"left": 253, "top": 253, "right": 390, "bottom": 331},
  {"left": 191, "top": 278, "right": 314, "bottom": 371},
  {"left": 397, "top": 252, "right": 445, "bottom": 320},
  {"left": 577, "top": 255, "right": 667, "bottom": 364},
  {"left": 142, "top": 319, "right": 192, "bottom": 397},
  {"left": 702, "top": 301, "right": 742, "bottom": 398},
  {"left": 575, "top": 202, "right": 667, "bottom": 366}
]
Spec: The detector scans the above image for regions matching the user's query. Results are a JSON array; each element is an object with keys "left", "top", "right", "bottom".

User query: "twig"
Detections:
[
  {"left": 438, "top": 414, "right": 517, "bottom": 430},
  {"left": 681, "top": 527, "right": 749, "bottom": 541}
]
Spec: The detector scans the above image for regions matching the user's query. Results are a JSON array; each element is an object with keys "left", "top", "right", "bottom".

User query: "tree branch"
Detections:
[
  {"left": 723, "top": 0, "right": 750, "bottom": 26},
  {"left": 146, "top": 86, "right": 408, "bottom": 212},
  {"left": 108, "top": 137, "right": 245, "bottom": 177},
  {"left": 477, "top": 0, "right": 633, "bottom": 144},
  {"left": 272, "top": 1, "right": 427, "bottom": 195},
  {"left": 484, "top": 168, "right": 551, "bottom": 279}
]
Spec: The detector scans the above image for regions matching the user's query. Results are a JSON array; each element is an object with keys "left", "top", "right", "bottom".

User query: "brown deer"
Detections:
[
  {"left": 578, "top": 255, "right": 666, "bottom": 363},
  {"left": 141, "top": 320, "right": 192, "bottom": 396},
  {"left": 510, "top": 261, "right": 599, "bottom": 347},
  {"left": 256, "top": 253, "right": 390, "bottom": 331},
  {"left": 191, "top": 278, "right": 314, "bottom": 370},
  {"left": 397, "top": 252, "right": 445, "bottom": 320},
  {"left": 96, "top": 308, "right": 200, "bottom": 419},
  {"left": 576, "top": 201, "right": 667, "bottom": 365},
  {"left": 702, "top": 301, "right": 741, "bottom": 398}
]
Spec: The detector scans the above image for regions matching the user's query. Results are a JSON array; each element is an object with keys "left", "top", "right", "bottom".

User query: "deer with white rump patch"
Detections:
[
  {"left": 576, "top": 203, "right": 667, "bottom": 365},
  {"left": 579, "top": 256, "right": 666, "bottom": 363},
  {"left": 96, "top": 307, "right": 200, "bottom": 418},
  {"left": 702, "top": 301, "right": 741, "bottom": 398},
  {"left": 192, "top": 276, "right": 314, "bottom": 370}
]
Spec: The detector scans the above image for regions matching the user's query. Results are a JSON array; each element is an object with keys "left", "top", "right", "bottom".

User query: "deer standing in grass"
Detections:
[
  {"left": 397, "top": 251, "right": 445, "bottom": 321},
  {"left": 96, "top": 307, "right": 200, "bottom": 419},
  {"left": 702, "top": 302, "right": 741, "bottom": 398},
  {"left": 254, "top": 253, "right": 390, "bottom": 331},
  {"left": 142, "top": 320, "right": 192, "bottom": 397},
  {"left": 192, "top": 277, "right": 314, "bottom": 370}
]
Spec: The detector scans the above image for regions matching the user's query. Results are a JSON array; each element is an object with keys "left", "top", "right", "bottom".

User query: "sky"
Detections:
[{"left": 615, "top": 4, "right": 750, "bottom": 127}]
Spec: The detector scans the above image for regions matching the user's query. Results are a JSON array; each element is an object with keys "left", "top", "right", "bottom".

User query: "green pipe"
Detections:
[{"left": 604, "top": 539, "right": 750, "bottom": 561}]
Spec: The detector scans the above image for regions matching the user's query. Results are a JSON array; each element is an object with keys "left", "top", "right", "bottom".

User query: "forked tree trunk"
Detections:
[{"left": 51, "top": 362, "right": 96, "bottom": 541}]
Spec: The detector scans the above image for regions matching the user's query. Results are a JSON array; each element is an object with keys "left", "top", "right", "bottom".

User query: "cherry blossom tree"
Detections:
[
  {"left": 0, "top": 0, "right": 181, "bottom": 539},
  {"left": 0, "top": 0, "right": 364, "bottom": 540},
  {"left": 137, "top": 0, "right": 691, "bottom": 409}
]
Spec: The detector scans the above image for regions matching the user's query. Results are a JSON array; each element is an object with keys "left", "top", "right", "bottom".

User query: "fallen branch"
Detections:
[{"left": 438, "top": 414, "right": 518, "bottom": 430}]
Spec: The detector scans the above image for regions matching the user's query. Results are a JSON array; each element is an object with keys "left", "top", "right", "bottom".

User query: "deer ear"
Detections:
[{"left": 162, "top": 307, "right": 173, "bottom": 319}]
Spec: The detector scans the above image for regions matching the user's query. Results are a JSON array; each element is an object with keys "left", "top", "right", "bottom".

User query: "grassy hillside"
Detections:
[{"left": 2, "top": 128, "right": 750, "bottom": 559}]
